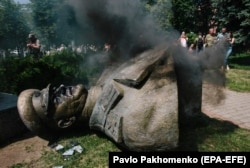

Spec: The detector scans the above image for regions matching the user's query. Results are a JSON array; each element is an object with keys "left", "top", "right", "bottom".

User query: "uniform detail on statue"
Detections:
[
  {"left": 89, "top": 81, "right": 123, "bottom": 143},
  {"left": 87, "top": 46, "right": 179, "bottom": 151}
]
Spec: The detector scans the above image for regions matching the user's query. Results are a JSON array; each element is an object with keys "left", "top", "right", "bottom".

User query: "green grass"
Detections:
[
  {"left": 36, "top": 132, "right": 121, "bottom": 168},
  {"left": 24, "top": 117, "right": 248, "bottom": 167},
  {"left": 226, "top": 52, "right": 250, "bottom": 92},
  {"left": 229, "top": 52, "right": 250, "bottom": 70},
  {"left": 180, "top": 115, "right": 250, "bottom": 151},
  {"left": 226, "top": 69, "right": 250, "bottom": 92}
]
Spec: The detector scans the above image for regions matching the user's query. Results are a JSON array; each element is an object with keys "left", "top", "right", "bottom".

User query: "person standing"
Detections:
[
  {"left": 27, "top": 33, "right": 41, "bottom": 59},
  {"left": 205, "top": 28, "right": 216, "bottom": 48},
  {"left": 224, "top": 31, "right": 235, "bottom": 70},
  {"left": 179, "top": 31, "right": 188, "bottom": 48},
  {"left": 217, "top": 27, "right": 235, "bottom": 70},
  {"left": 217, "top": 27, "right": 228, "bottom": 41},
  {"left": 195, "top": 32, "right": 204, "bottom": 53}
]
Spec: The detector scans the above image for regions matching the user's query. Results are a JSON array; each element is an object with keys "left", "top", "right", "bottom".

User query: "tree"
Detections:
[
  {"left": 194, "top": 0, "right": 212, "bottom": 34},
  {"left": 144, "top": 0, "right": 173, "bottom": 32},
  {"left": 171, "top": 0, "right": 212, "bottom": 34},
  {"left": 29, "top": 0, "right": 82, "bottom": 49},
  {"left": 0, "top": 0, "right": 29, "bottom": 50},
  {"left": 211, "top": 0, "right": 250, "bottom": 50},
  {"left": 170, "top": 0, "right": 250, "bottom": 50},
  {"left": 29, "top": 0, "right": 59, "bottom": 48},
  {"left": 239, "top": 0, "right": 250, "bottom": 50},
  {"left": 55, "top": 2, "right": 82, "bottom": 46},
  {"left": 171, "top": 0, "right": 196, "bottom": 33}
]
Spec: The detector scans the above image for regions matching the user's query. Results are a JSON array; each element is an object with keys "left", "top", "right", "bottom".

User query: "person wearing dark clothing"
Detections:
[
  {"left": 27, "top": 34, "right": 41, "bottom": 59},
  {"left": 196, "top": 32, "right": 204, "bottom": 53}
]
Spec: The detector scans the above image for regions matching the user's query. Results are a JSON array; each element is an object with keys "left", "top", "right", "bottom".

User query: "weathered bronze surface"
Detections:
[{"left": 17, "top": 44, "right": 211, "bottom": 151}]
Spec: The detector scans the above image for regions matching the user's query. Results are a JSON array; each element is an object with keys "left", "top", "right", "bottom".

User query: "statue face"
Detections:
[
  {"left": 49, "top": 84, "right": 88, "bottom": 128},
  {"left": 17, "top": 84, "right": 88, "bottom": 140},
  {"left": 30, "top": 84, "right": 88, "bottom": 130}
]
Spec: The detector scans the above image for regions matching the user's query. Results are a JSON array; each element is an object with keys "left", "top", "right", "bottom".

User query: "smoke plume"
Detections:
[
  {"left": 66, "top": 0, "right": 227, "bottom": 105},
  {"left": 67, "top": 0, "right": 166, "bottom": 57}
]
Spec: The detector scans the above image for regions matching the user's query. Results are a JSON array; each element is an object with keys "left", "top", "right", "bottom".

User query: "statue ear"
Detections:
[{"left": 57, "top": 116, "right": 76, "bottom": 128}]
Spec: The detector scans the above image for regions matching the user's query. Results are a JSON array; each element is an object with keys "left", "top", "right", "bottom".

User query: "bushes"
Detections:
[
  {"left": 0, "top": 50, "right": 100, "bottom": 94},
  {"left": 0, "top": 56, "right": 61, "bottom": 94},
  {"left": 186, "top": 32, "right": 198, "bottom": 46}
]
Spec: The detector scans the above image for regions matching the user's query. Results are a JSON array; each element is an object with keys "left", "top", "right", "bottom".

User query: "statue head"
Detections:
[{"left": 17, "top": 84, "right": 88, "bottom": 140}]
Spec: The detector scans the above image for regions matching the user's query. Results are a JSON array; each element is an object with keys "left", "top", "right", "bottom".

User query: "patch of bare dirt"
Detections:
[{"left": 0, "top": 132, "right": 50, "bottom": 167}]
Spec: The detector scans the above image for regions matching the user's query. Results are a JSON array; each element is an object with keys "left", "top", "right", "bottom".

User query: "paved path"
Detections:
[{"left": 202, "top": 89, "right": 250, "bottom": 130}]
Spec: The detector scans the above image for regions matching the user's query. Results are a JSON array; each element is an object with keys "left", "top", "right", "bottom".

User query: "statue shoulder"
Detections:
[{"left": 95, "top": 45, "right": 170, "bottom": 89}]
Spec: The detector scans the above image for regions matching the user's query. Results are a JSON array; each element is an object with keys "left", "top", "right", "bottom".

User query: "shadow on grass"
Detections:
[
  {"left": 229, "top": 53, "right": 250, "bottom": 69},
  {"left": 230, "top": 56, "right": 250, "bottom": 66},
  {"left": 177, "top": 112, "right": 239, "bottom": 151}
]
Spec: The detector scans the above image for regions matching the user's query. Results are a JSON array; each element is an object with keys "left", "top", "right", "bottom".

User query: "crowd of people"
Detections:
[
  {"left": 25, "top": 33, "right": 107, "bottom": 59},
  {"left": 179, "top": 26, "right": 235, "bottom": 71},
  {"left": 1, "top": 28, "right": 235, "bottom": 72},
  {"left": 0, "top": 33, "right": 113, "bottom": 59}
]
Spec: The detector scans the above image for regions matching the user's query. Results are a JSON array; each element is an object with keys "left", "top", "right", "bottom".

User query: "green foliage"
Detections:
[
  {"left": 226, "top": 52, "right": 250, "bottom": 92},
  {"left": 171, "top": 0, "right": 196, "bottom": 32},
  {"left": 0, "top": 0, "right": 29, "bottom": 49},
  {"left": 0, "top": 56, "right": 61, "bottom": 94},
  {"left": 186, "top": 32, "right": 198, "bottom": 45},
  {"left": 1, "top": 0, "right": 250, "bottom": 51},
  {"left": 29, "top": 0, "right": 80, "bottom": 47},
  {"left": 171, "top": 0, "right": 212, "bottom": 34},
  {"left": 43, "top": 50, "right": 88, "bottom": 85},
  {"left": 171, "top": 0, "right": 250, "bottom": 50},
  {"left": 145, "top": 0, "right": 173, "bottom": 31},
  {"left": 210, "top": 0, "right": 250, "bottom": 50},
  {"left": 0, "top": 50, "right": 92, "bottom": 94},
  {"left": 29, "top": 0, "right": 59, "bottom": 46}
]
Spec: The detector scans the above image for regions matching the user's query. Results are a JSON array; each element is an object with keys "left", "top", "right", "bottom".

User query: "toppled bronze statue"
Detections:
[{"left": 17, "top": 43, "right": 226, "bottom": 151}]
